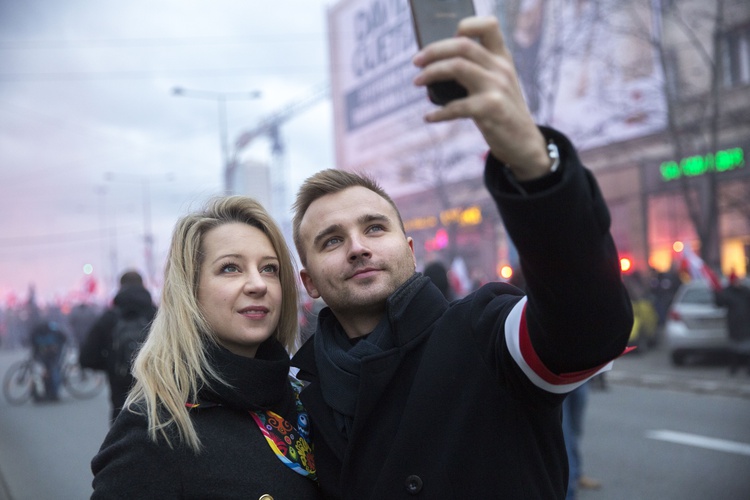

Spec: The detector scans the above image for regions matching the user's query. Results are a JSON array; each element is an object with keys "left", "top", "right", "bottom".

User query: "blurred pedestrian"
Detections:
[
  {"left": 67, "top": 302, "right": 99, "bottom": 346},
  {"left": 300, "top": 297, "right": 326, "bottom": 345},
  {"left": 30, "top": 320, "right": 67, "bottom": 402},
  {"left": 714, "top": 271, "right": 750, "bottom": 375},
  {"left": 90, "top": 196, "right": 321, "bottom": 499},
  {"left": 650, "top": 267, "right": 681, "bottom": 328},
  {"left": 423, "top": 261, "right": 456, "bottom": 300},
  {"left": 562, "top": 381, "right": 601, "bottom": 499},
  {"left": 80, "top": 270, "right": 157, "bottom": 423}
]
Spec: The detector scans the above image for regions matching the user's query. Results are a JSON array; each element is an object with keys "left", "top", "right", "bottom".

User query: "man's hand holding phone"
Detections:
[
  {"left": 412, "top": 15, "right": 552, "bottom": 182},
  {"left": 409, "top": 0, "right": 476, "bottom": 105}
]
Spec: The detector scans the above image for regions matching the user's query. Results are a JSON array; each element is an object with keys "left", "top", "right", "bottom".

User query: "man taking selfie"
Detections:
[{"left": 291, "top": 16, "right": 633, "bottom": 500}]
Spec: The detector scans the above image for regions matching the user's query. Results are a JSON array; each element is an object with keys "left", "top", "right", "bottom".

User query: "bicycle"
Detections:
[{"left": 3, "top": 346, "right": 105, "bottom": 405}]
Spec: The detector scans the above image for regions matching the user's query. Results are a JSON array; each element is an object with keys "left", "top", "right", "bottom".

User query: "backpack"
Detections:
[{"left": 110, "top": 311, "right": 150, "bottom": 379}]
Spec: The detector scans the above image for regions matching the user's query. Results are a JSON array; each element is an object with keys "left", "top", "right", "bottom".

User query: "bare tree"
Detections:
[
  {"left": 591, "top": 0, "right": 750, "bottom": 268},
  {"left": 653, "top": 0, "right": 725, "bottom": 268},
  {"left": 532, "top": 0, "right": 748, "bottom": 269}
]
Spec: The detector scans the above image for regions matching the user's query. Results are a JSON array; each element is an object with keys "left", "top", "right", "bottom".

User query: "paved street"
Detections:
[
  {"left": 0, "top": 350, "right": 110, "bottom": 500},
  {"left": 1, "top": 343, "right": 749, "bottom": 499}
]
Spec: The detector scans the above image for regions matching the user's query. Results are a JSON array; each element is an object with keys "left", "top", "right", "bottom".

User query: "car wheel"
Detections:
[{"left": 670, "top": 350, "right": 687, "bottom": 366}]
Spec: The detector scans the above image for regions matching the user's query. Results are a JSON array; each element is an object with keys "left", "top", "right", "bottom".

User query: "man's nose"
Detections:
[{"left": 348, "top": 235, "right": 372, "bottom": 261}]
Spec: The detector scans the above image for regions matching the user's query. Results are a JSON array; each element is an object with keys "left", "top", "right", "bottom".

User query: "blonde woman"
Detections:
[{"left": 91, "top": 196, "right": 321, "bottom": 499}]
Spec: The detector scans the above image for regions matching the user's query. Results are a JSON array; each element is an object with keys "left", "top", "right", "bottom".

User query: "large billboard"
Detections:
[
  {"left": 327, "top": 0, "right": 496, "bottom": 198},
  {"left": 327, "top": 0, "right": 668, "bottom": 193},
  {"left": 531, "top": 0, "right": 667, "bottom": 149}
]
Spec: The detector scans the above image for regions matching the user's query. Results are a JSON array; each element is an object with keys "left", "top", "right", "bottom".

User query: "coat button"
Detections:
[
  {"left": 258, "top": 495, "right": 274, "bottom": 500},
  {"left": 405, "top": 475, "right": 423, "bottom": 495}
]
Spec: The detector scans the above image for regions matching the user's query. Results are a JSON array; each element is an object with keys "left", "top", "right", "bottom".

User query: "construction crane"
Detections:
[
  {"left": 233, "top": 82, "right": 330, "bottom": 157},
  {"left": 229, "top": 82, "right": 330, "bottom": 242}
]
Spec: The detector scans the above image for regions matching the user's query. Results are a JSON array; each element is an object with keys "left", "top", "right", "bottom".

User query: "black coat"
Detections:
[
  {"left": 292, "top": 127, "right": 633, "bottom": 499},
  {"left": 80, "top": 285, "right": 157, "bottom": 416},
  {"left": 715, "top": 284, "right": 750, "bottom": 341},
  {"left": 91, "top": 339, "right": 323, "bottom": 499}
]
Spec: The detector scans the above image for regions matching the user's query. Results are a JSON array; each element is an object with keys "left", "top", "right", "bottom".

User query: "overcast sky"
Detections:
[{"left": 0, "top": 0, "right": 338, "bottom": 304}]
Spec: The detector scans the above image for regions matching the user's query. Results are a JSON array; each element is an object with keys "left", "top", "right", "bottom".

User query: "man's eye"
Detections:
[
  {"left": 323, "top": 237, "right": 342, "bottom": 248},
  {"left": 367, "top": 225, "right": 385, "bottom": 234}
]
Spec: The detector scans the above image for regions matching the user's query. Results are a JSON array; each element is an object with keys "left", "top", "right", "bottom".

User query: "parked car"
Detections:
[{"left": 664, "top": 281, "right": 731, "bottom": 366}]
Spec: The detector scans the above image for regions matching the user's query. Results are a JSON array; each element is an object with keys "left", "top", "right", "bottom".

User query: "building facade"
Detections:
[{"left": 328, "top": 0, "right": 750, "bottom": 284}]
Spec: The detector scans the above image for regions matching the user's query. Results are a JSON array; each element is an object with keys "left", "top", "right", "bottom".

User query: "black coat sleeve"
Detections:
[
  {"left": 91, "top": 408, "right": 182, "bottom": 498},
  {"left": 485, "top": 126, "right": 633, "bottom": 374}
]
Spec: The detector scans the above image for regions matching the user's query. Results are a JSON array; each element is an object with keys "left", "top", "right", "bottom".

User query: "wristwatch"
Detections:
[{"left": 547, "top": 141, "right": 560, "bottom": 173}]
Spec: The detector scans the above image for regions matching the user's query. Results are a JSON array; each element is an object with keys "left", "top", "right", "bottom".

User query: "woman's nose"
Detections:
[{"left": 243, "top": 271, "right": 267, "bottom": 294}]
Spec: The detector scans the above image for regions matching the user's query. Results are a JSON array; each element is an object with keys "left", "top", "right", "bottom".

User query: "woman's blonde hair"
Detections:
[{"left": 126, "top": 196, "right": 299, "bottom": 451}]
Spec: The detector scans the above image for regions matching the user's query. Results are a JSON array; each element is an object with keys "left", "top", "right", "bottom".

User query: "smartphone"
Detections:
[{"left": 409, "top": 0, "right": 476, "bottom": 106}]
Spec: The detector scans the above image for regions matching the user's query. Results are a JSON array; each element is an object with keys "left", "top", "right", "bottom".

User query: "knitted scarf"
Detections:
[{"left": 314, "top": 311, "right": 394, "bottom": 437}]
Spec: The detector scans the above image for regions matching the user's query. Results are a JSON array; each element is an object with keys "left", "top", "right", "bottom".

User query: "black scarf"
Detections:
[
  {"left": 311, "top": 274, "right": 431, "bottom": 437},
  {"left": 314, "top": 310, "right": 395, "bottom": 436},
  {"left": 201, "top": 338, "right": 294, "bottom": 417}
]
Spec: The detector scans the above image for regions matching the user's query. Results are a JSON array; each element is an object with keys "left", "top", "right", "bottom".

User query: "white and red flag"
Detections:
[{"left": 678, "top": 243, "right": 722, "bottom": 291}]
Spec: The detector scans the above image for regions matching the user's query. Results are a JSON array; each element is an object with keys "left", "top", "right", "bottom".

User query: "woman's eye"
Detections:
[
  {"left": 261, "top": 263, "right": 279, "bottom": 275},
  {"left": 220, "top": 263, "right": 240, "bottom": 273}
]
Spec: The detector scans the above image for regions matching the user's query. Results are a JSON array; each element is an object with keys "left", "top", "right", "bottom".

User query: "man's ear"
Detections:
[
  {"left": 300, "top": 269, "right": 320, "bottom": 299},
  {"left": 407, "top": 237, "right": 416, "bottom": 269}
]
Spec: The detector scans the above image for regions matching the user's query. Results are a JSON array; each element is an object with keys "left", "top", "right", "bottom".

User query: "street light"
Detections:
[
  {"left": 105, "top": 172, "right": 174, "bottom": 290},
  {"left": 172, "top": 87, "right": 262, "bottom": 194}
]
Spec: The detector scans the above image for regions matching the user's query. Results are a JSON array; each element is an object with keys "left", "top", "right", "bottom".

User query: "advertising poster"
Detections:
[
  {"left": 327, "top": 0, "right": 496, "bottom": 198},
  {"left": 523, "top": 0, "right": 667, "bottom": 148},
  {"left": 328, "top": 0, "right": 667, "bottom": 186}
]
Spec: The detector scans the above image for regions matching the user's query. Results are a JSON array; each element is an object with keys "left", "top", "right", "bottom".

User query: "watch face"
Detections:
[{"left": 547, "top": 142, "right": 560, "bottom": 172}]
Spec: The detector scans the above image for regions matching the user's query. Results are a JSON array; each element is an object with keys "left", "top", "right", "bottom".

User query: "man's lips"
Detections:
[{"left": 348, "top": 267, "right": 380, "bottom": 279}]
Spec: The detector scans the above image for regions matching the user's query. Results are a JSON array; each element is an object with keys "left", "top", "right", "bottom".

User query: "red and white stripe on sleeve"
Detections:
[{"left": 504, "top": 297, "right": 618, "bottom": 394}]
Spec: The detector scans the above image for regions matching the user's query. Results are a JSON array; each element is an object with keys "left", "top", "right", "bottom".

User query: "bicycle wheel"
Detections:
[
  {"left": 3, "top": 360, "right": 34, "bottom": 405},
  {"left": 63, "top": 364, "right": 105, "bottom": 399}
]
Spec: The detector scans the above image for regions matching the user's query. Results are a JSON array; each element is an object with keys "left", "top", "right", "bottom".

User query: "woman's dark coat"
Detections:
[{"left": 91, "top": 339, "right": 322, "bottom": 499}]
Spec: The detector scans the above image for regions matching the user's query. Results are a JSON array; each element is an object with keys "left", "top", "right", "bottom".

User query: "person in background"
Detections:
[
  {"left": 562, "top": 380, "right": 601, "bottom": 500},
  {"left": 289, "top": 16, "right": 633, "bottom": 499},
  {"left": 714, "top": 270, "right": 750, "bottom": 375},
  {"left": 90, "top": 196, "right": 321, "bottom": 499},
  {"left": 30, "top": 320, "right": 67, "bottom": 402},
  {"left": 423, "top": 261, "right": 456, "bottom": 300},
  {"left": 67, "top": 302, "right": 100, "bottom": 347},
  {"left": 80, "top": 270, "right": 157, "bottom": 423}
]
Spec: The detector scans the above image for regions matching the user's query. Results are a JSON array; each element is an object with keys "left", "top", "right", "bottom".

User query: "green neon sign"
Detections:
[{"left": 660, "top": 147, "right": 745, "bottom": 181}]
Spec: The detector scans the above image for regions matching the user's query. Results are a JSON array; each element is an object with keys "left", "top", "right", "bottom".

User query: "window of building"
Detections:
[
  {"left": 722, "top": 24, "right": 750, "bottom": 88},
  {"left": 663, "top": 47, "right": 681, "bottom": 99}
]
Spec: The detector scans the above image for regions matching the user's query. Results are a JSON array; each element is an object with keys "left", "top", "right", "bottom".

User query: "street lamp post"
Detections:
[
  {"left": 172, "top": 87, "right": 261, "bottom": 194},
  {"left": 105, "top": 172, "right": 174, "bottom": 290}
]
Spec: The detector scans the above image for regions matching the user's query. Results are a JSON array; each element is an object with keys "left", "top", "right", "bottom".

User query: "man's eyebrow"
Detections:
[
  {"left": 313, "top": 224, "right": 343, "bottom": 248},
  {"left": 312, "top": 213, "right": 392, "bottom": 247},
  {"left": 358, "top": 213, "right": 390, "bottom": 225}
]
